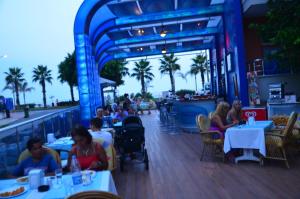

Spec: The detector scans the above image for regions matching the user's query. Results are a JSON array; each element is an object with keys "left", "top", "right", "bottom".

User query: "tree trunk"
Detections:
[
  {"left": 113, "top": 85, "right": 117, "bottom": 101},
  {"left": 201, "top": 71, "right": 205, "bottom": 89},
  {"left": 15, "top": 81, "right": 20, "bottom": 106},
  {"left": 169, "top": 70, "right": 175, "bottom": 94},
  {"left": 141, "top": 73, "right": 145, "bottom": 97},
  {"left": 23, "top": 92, "right": 26, "bottom": 105},
  {"left": 42, "top": 81, "right": 47, "bottom": 108},
  {"left": 194, "top": 75, "right": 198, "bottom": 91},
  {"left": 206, "top": 67, "right": 210, "bottom": 83},
  {"left": 70, "top": 85, "right": 75, "bottom": 102}
]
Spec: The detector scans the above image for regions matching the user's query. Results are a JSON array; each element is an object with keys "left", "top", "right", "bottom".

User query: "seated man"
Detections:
[
  {"left": 113, "top": 106, "right": 128, "bottom": 122},
  {"left": 90, "top": 118, "right": 113, "bottom": 147},
  {"left": 12, "top": 137, "right": 59, "bottom": 177}
]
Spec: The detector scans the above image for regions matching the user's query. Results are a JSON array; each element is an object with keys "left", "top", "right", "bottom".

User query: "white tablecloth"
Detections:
[
  {"left": 0, "top": 171, "right": 117, "bottom": 199},
  {"left": 223, "top": 121, "right": 273, "bottom": 156}
]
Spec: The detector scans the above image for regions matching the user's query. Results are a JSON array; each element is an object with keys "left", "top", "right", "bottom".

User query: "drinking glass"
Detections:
[
  {"left": 55, "top": 168, "right": 63, "bottom": 185},
  {"left": 63, "top": 178, "right": 74, "bottom": 196},
  {"left": 82, "top": 170, "right": 92, "bottom": 186}
]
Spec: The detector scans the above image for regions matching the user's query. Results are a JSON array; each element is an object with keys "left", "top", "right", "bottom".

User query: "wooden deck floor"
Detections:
[{"left": 113, "top": 111, "right": 300, "bottom": 199}]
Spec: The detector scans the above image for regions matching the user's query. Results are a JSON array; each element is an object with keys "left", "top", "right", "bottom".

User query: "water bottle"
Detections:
[{"left": 71, "top": 155, "right": 82, "bottom": 185}]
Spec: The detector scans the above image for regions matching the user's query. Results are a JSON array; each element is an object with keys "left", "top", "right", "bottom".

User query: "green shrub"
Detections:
[{"left": 175, "top": 89, "right": 195, "bottom": 97}]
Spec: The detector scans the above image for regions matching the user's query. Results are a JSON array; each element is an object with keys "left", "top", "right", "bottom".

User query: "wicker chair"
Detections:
[
  {"left": 264, "top": 112, "right": 298, "bottom": 168},
  {"left": 67, "top": 191, "right": 121, "bottom": 199},
  {"left": 196, "top": 114, "right": 224, "bottom": 161},
  {"left": 18, "top": 146, "right": 62, "bottom": 167},
  {"left": 93, "top": 139, "right": 118, "bottom": 171}
]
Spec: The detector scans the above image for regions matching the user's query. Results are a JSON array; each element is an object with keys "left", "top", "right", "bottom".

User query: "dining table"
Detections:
[
  {"left": 0, "top": 171, "right": 117, "bottom": 199},
  {"left": 223, "top": 120, "right": 273, "bottom": 163}
]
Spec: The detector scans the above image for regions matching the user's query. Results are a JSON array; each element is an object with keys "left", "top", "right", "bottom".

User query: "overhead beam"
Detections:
[
  {"left": 115, "top": 27, "right": 219, "bottom": 45},
  {"left": 95, "top": 28, "right": 218, "bottom": 60},
  {"left": 113, "top": 43, "right": 212, "bottom": 59},
  {"left": 92, "top": 5, "right": 223, "bottom": 45},
  {"left": 115, "top": 4, "right": 224, "bottom": 25}
]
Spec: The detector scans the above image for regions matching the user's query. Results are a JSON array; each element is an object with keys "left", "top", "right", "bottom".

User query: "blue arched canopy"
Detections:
[{"left": 74, "top": 0, "right": 248, "bottom": 125}]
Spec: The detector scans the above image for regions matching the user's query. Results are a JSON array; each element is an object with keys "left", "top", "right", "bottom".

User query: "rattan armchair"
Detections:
[
  {"left": 264, "top": 112, "right": 298, "bottom": 168},
  {"left": 67, "top": 191, "right": 121, "bottom": 199},
  {"left": 196, "top": 114, "right": 224, "bottom": 161}
]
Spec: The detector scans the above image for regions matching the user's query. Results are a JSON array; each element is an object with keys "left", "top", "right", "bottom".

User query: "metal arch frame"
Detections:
[
  {"left": 95, "top": 27, "right": 219, "bottom": 62},
  {"left": 74, "top": 0, "right": 248, "bottom": 125}
]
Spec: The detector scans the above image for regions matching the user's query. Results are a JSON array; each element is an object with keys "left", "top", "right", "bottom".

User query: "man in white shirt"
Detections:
[{"left": 90, "top": 118, "right": 113, "bottom": 148}]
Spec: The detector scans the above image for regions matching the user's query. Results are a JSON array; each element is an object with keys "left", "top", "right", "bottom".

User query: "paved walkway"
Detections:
[{"left": 0, "top": 109, "right": 65, "bottom": 128}]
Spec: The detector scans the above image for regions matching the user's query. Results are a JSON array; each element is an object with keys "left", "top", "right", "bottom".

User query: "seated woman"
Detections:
[
  {"left": 210, "top": 101, "right": 238, "bottom": 138},
  {"left": 12, "top": 137, "right": 59, "bottom": 177},
  {"left": 67, "top": 125, "right": 108, "bottom": 171},
  {"left": 227, "top": 100, "right": 243, "bottom": 124}
]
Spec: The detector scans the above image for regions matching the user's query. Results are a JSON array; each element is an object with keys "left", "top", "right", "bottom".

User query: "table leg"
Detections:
[{"left": 235, "top": 149, "right": 260, "bottom": 163}]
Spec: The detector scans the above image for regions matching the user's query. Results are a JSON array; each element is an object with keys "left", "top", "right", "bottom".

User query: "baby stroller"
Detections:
[{"left": 117, "top": 116, "right": 149, "bottom": 171}]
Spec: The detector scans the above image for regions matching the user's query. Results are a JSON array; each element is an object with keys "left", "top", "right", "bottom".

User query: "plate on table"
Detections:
[
  {"left": 0, "top": 186, "right": 28, "bottom": 198},
  {"left": 16, "top": 176, "right": 28, "bottom": 184},
  {"left": 81, "top": 170, "right": 96, "bottom": 178}
]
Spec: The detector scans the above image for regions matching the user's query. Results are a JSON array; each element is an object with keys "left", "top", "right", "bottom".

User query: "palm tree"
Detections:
[
  {"left": 32, "top": 65, "right": 53, "bottom": 107},
  {"left": 101, "top": 60, "right": 129, "bottom": 99},
  {"left": 186, "top": 66, "right": 200, "bottom": 91},
  {"left": 159, "top": 53, "right": 181, "bottom": 94},
  {"left": 20, "top": 81, "right": 34, "bottom": 105},
  {"left": 191, "top": 54, "right": 208, "bottom": 89},
  {"left": 4, "top": 67, "right": 25, "bottom": 106},
  {"left": 131, "top": 59, "right": 154, "bottom": 96},
  {"left": 58, "top": 52, "right": 77, "bottom": 102}
]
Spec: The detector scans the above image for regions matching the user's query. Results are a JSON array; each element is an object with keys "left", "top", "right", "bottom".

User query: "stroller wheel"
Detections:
[
  {"left": 120, "top": 156, "right": 124, "bottom": 172},
  {"left": 144, "top": 149, "right": 149, "bottom": 170}
]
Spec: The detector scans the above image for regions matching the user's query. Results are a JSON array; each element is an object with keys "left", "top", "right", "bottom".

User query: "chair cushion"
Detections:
[
  {"left": 93, "top": 139, "right": 116, "bottom": 170},
  {"left": 203, "top": 137, "right": 223, "bottom": 145}
]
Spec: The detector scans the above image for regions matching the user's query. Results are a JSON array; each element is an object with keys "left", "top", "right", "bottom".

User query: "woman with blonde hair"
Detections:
[
  {"left": 210, "top": 101, "right": 238, "bottom": 138},
  {"left": 227, "top": 100, "right": 242, "bottom": 124}
]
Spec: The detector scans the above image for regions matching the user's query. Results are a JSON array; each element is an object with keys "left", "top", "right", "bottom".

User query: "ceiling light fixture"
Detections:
[
  {"left": 160, "top": 25, "right": 167, "bottom": 37},
  {"left": 161, "top": 40, "right": 167, "bottom": 54},
  {"left": 137, "top": 29, "right": 144, "bottom": 35}
]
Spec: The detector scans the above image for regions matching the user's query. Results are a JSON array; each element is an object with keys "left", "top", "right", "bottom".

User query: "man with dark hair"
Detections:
[
  {"left": 122, "top": 93, "right": 131, "bottom": 111},
  {"left": 12, "top": 137, "right": 58, "bottom": 177},
  {"left": 90, "top": 118, "right": 112, "bottom": 147}
]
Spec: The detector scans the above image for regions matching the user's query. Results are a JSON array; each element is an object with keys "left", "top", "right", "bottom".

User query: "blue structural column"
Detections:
[
  {"left": 75, "top": 34, "right": 102, "bottom": 126},
  {"left": 223, "top": 0, "right": 249, "bottom": 105},
  {"left": 209, "top": 48, "right": 215, "bottom": 95}
]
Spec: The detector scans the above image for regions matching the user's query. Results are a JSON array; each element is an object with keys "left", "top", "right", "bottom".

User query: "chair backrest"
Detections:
[
  {"left": 93, "top": 139, "right": 117, "bottom": 171},
  {"left": 67, "top": 191, "right": 121, "bottom": 199},
  {"left": 122, "top": 116, "right": 143, "bottom": 127},
  {"left": 18, "top": 146, "right": 61, "bottom": 167},
  {"left": 283, "top": 112, "right": 298, "bottom": 137},
  {"left": 195, "top": 114, "right": 211, "bottom": 132},
  {"left": 119, "top": 125, "right": 145, "bottom": 153}
]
